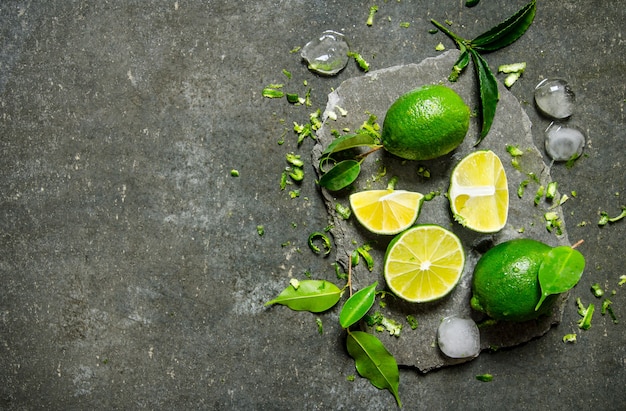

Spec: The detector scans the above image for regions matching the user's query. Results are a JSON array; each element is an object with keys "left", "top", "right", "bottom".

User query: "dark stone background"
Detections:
[{"left": 1, "top": 1, "right": 624, "bottom": 409}]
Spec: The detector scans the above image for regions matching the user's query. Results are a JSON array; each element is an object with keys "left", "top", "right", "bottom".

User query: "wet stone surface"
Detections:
[{"left": 312, "top": 50, "right": 571, "bottom": 372}]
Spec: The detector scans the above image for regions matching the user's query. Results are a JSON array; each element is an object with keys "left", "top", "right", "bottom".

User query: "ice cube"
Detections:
[
  {"left": 534, "top": 78, "right": 575, "bottom": 119},
  {"left": 301, "top": 30, "right": 349, "bottom": 76},
  {"left": 544, "top": 123, "right": 586, "bottom": 162},
  {"left": 437, "top": 316, "right": 481, "bottom": 359}
]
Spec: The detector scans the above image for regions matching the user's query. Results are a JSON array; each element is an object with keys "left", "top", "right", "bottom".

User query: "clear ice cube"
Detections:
[
  {"left": 544, "top": 123, "right": 586, "bottom": 162},
  {"left": 437, "top": 316, "right": 480, "bottom": 359},
  {"left": 301, "top": 30, "right": 349, "bottom": 76},
  {"left": 534, "top": 78, "right": 575, "bottom": 119}
]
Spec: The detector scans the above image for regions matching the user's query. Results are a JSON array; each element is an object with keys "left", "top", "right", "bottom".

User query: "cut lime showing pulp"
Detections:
[
  {"left": 448, "top": 150, "right": 509, "bottom": 233},
  {"left": 384, "top": 225, "right": 465, "bottom": 302},
  {"left": 350, "top": 189, "right": 424, "bottom": 235}
]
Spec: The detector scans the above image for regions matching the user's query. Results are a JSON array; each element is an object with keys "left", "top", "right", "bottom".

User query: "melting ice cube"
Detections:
[
  {"left": 437, "top": 316, "right": 481, "bottom": 359},
  {"left": 301, "top": 30, "right": 349, "bottom": 76},
  {"left": 534, "top": 78, "right": 575, "bottom": 119},
  {"left": 544, "top": 123, "right": 586, "bottom": 162}
]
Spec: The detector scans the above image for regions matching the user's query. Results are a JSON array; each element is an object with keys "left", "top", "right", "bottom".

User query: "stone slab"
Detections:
[{"left": 312, "top": 50, "right": 571, "bottom": 372}]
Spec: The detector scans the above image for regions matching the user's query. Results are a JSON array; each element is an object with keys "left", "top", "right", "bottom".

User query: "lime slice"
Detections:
[
  {"left": 448, "top": 150, "right": 509, "bottom": 233},
  {"left": 349, "top": 189, "right": 424, "bottom": 235},
  {"left": 384, "top": 225, "right": 465, "bottom": 303}
]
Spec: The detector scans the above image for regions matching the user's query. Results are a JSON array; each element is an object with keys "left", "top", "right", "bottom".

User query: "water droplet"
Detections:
[
  {"left": 301, "top": 30, "right": 349, "bottom": 76},
  {"left": 544, "top": 122, "right": 586, "bottom": 162},
  {"left": 534, "top": 78, "right": 575, "bottom": 119}
]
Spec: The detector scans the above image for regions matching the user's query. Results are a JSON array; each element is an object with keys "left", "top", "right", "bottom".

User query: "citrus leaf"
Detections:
[
  {"left": 471, "top": 0, "right": 536, "bottom": 52},
  {"left": 448, "top": 49, "right": 470, "bottom": 82},
  {"left": 346, "top": 331, "right": 401, "bottom": 407},
  {"left": 469, "top": 48, "right": 499, "bottom": 144},
  {"left": 339, "top": 282, "right": 378, "bottom": 328},
  {"left": 265, "top": 280, "right": 342, "bottom": 312},
  {"left": 322, "top": 133, "right": 379, "bottom": 156},
  {"left": 319, "top": 160, "right": 361, "bottom": 191},
  {"left": 535, "top": 246, "right": 586, "bottom": 311}
]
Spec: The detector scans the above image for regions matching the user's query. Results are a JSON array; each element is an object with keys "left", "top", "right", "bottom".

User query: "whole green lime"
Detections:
[
  {"left": 381, "top": 84, "right": 470, "bottom": 160},
  {"left": 470, "top": 239, "right": 558, "bottom": 322}
]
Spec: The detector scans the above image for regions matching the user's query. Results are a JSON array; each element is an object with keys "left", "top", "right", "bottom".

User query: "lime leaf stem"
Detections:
[
  {"left": 431, "top": 0, "right": 536, "bottom": 142},
  {"left": 430, "top": 19, "right": 468, "bottom": 48}
]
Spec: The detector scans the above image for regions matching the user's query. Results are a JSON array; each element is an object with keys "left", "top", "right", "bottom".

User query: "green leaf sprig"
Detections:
[
  {"left": 339, "top": 265, "right": 401, "bottom": 406},
  {"left": 431, "top": 0, "right": 537, "bottom": 144},
  {"left": 266, "top": 251, "right": 402, "bottom": 407}
]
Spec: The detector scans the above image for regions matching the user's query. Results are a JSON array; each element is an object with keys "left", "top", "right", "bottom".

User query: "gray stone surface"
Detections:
[
  {"left": 312, "top": 50, "right": 570, "bottom": 372},
  {"left": 1, "top": 1, "right": 625, "bottom": 409}
]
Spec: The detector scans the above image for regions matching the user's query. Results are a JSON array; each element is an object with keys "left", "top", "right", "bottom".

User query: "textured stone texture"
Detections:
[{"left": 1, "top": 1, "right": 625, "bottom": 409}]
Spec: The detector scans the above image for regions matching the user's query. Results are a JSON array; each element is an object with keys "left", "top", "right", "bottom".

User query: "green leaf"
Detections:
[
  {"left": 535, "top": 246, "right": 586, "bottom": 311},
  {"left": 322, "top": 133, "right": 380, "bottom": 156},
  {"left": 471, "top": 0, "right": 537, "bottom": 52},
  {"left": 319, "top": 160, "right": 361, "bottom": 191},
  {"left": 265, "top": 280, "right": 342, "bottom": 312},
  {"left": 469, "top": 48, "right": 499, "bottom": 144},
  {"left": 346, "top": 331, "right": 401, "bottom": 407},
  {"left": 339, "top": 282, "right": 378, "bottom": 328},
  {"left": 448, "top": 49, "right": 470, "bottom": 82}
]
